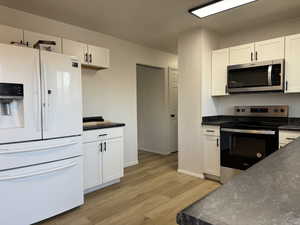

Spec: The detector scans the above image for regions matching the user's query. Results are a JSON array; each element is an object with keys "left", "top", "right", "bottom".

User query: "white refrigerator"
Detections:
[{"left": 0, "top": 44, "right": 84, "bottom": 225}]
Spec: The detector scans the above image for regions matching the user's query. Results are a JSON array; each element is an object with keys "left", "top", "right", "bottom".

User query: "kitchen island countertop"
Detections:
[{"left": 177, "top": 138, "right": 300, "bottom": 225}]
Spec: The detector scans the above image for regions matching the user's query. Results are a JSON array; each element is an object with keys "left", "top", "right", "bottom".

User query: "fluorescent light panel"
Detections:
[{"left": 190, "top": 0, "right": 257, "bottom": 18}]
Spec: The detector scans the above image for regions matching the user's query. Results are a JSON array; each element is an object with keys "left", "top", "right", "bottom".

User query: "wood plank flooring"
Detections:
[{"left": 37, "top": 151, "right": 220, "bottom": 225}]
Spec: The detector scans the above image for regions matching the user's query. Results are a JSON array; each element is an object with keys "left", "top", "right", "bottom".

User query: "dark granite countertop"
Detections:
[
  {"left": 83, "top": 122, "right": 125, "bottom": 131},
  {"left": 177, "top": 138, "right": 300, "bottom": 225},
  {"left": 202, "top": 116, "right": 234, "bottom": 126},
  {"left": 83, "top": 116, "right": 125, "bottom": 131}
]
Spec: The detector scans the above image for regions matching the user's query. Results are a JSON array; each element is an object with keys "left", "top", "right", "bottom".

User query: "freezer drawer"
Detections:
[
  {"left": 0, "top": 157, "right": 84, "bottom": 225},
  {"left": 0, "top": 136, "right": 82, "bottom": 171}
]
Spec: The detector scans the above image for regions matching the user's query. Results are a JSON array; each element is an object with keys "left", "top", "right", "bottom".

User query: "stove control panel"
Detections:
[{"left": 234, "top": 105, "right": 288, "bottom": 117}]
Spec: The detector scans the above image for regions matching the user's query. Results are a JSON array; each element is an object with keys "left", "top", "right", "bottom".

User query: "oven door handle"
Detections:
[{"left": 221, "top": 128, "right": 275, "bottom": 135}]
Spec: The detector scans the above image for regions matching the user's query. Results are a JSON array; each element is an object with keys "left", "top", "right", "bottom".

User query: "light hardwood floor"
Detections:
[{"left": 37, "top": 151, "right": 220, "bottom": 225}]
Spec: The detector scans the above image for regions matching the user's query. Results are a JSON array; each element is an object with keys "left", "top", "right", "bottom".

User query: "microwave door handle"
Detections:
[{"left": 268, "top": 65, "right": 273, "bottom": 86}]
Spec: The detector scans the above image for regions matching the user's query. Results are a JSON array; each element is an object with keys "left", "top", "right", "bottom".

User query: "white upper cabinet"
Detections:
[
  {"left": 254, "top": 37, "right": 285, "bottom": 62},
  {"left": 0, "top": 24, "right": 23, "bottom": 45},
  {"left": 62, "top": 39, "right": 87, "bottom": 64},
  {"left": 62, "top": 39, "right": 110, "bottom": 70},
  {"left": 212, "top": 48, "right": 229, "bottom": 96},
  {"left": 285, "top": 34, "right": 300, "bottom": 93},
  {"left": 23, "top": 30, "right": 62, "bottom": 53},
  {"left": 229, "top": 38, "right": 285, "bottom": 66},
  {"left": 229, "top": 43, "right": 254, "bottom": 65},
  {"left": 88, "top": 45, "right": 110, "bottom": 69}
]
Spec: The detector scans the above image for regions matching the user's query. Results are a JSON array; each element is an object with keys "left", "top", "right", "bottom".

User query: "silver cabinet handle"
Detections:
[
  {"left": 255, "top": 51, "right": 258, "bottom": 61},
  {"left": 89, "top": 54, "right": 92, "bottom": 63},
  {"left": 98, "top": 134, "right": 108, "bottom": 137},
  {"left": 216, "top": 138, "right": 219, "bottom": 147},
  {"left": 104, "top": 142, "right": 107, "bottom": 152},
  {"left": 251, "top": 52, "right": 253, "bottom": 61},
  {"left": 286, "top": 81, "right": 288, "bottom": 91}
]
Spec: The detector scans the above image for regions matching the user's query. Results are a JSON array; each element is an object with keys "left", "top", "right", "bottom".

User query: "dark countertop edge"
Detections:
[
  {"left": 177, "top": 212, "right": 212, "bottom": 225},
  {"left": 83, "top": 123, "right": 125, "bottom": 131}
]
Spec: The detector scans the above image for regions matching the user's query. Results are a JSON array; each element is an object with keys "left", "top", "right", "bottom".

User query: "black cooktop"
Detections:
[{"left": 221, "top": 117, "right": 288, "bottom": 130}]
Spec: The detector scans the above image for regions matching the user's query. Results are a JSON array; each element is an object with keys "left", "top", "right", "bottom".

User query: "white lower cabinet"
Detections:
[
  {"left": 203, "top": 126, "right": 220, "bottom": 177},
  {"left": 279, "top": 130, "right": 300, "bottom": 148},
  {"left": 102, "top": 138, "right": 124, "bottom": 183},
  {"left": 83, "top": 141, "right": 102, "bottom": 190},
  {"left": 83, "top": 127, "right": 124, "bottom": 192}
]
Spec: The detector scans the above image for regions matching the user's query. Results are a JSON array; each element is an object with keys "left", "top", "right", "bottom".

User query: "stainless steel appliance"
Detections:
[
  {"left": 220, "top": 105, "right": 288, "bottom": 183},
  {"left": 227, "top": 59, "right": 284, "bottom": 93}
]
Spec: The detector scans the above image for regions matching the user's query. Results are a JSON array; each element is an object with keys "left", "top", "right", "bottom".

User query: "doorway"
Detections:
[{"left": 136, "top": 64, "right": 178, "bottom": 156}]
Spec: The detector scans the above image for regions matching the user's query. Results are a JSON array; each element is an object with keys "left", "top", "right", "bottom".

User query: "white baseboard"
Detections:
[
  {"left": 84, "top": 179, "right": 120, "bottom": 194},
  {"left": 177, "top": 169, "right": 205, "bottom": 179},
  {"left": 124, "top": 160, "right": 139, "bottom": 168},
  {"left": 139, "top": 148, "right": 172, "bottom": 155}
]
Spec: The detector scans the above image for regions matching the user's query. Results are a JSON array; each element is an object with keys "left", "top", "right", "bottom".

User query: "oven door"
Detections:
[
  {"left": 228, "top": 59, "right": 284, "bottom": 93},
  {"left": 221, "top": 128, "right": 278, "bottom": 170}
]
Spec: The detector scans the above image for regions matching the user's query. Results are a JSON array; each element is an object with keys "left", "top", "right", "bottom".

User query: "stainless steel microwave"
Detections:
[{"left": 227, "top": 59, "right": 285, "bottom": 94}]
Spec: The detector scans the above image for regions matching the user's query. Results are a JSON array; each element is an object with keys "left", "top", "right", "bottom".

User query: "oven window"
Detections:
[
  {"left": 231, "top": 136, "right": 266, "bottom": 159},
  {"left": 228, "top": 65, "right": 270, "bottom": 88}
]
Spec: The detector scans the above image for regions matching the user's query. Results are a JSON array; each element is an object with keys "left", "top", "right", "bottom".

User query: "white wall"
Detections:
[
  {"left": 178, "top": 28, "right": 219, "bottom": 177},
  {"left": 214, "top": 16, "right": 300, "bottom": 117},
  {"left": 220, "top": 16, "right": 300, "bottom": 48},
  {"left": 137, "top": 65, "right": 170, "bottom": 155},
  {"left": 0, "top": 5, "right": 177, "bottom": 167},
  {"left": 201, "top": 30, "right": 220, "bottom": 116}
]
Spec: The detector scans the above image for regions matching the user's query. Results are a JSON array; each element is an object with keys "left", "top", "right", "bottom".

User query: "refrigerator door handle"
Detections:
[
  {"left": 0, "top": 161, "right": 77, "bottom": 181},
  {"left": 0, "top": 141, "right": 78, "bottom": 154}
]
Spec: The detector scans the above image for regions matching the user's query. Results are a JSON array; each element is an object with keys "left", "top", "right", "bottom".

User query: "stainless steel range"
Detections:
[{"left": 220, "top": 105, "right": 288, "bottom": 184}]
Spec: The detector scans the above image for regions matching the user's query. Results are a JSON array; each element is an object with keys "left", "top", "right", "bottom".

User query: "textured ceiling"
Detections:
[{"left": 0, "top": 0, "right": 300, "bottom": 53}]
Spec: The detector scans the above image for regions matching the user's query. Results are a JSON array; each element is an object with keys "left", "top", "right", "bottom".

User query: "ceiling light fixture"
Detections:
[{"left": 189, "top": 0, "right": 258, "bottom": 19}]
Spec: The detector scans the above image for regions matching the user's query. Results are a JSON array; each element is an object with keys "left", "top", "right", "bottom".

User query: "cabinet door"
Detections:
[
  {"left": 0, "top": 24, "right": 23, "bottom": 45},
  {"left": 88, "top": 45, "right": 110, "bottom": 69},
  {"left": 62, "top": 39, "right": 88, "bottom": 64},
  {"left": 229, "top": 43, "right": 254, "bottom": 65},
  {"left": 255, "top": 37, "right": 285, "bottom": 62},
  {"left": 203, "top": 135, "right": 220, "bottom": 177},
  {"left": 102, "top": 138, "right": 124, "bottom": 183},
  {"left": 212, "top": 48, "right": 229, "bottom": 96},
  {"left": 83, "top": 141, "right": 102, "bottom": 190},
  {"left": 285, "top": 34, "right": 300, "bottom": 93},
  {"left": 23, "top": 30, "right": 62, "bottom": 53}
]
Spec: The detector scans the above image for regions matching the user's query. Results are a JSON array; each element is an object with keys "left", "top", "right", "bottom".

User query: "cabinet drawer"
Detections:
[
  {"left": 279, "top": 131, "right": 300, "bottom": 144},
  {"left": 83, "top": 127, "right": 123, "bottom": 143},
  {"left": 203, "top": 126, "right": 220, "bottom": 136}
]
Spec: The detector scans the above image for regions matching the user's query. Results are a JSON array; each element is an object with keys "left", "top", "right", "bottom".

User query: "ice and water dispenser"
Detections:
[{"left": 0, "top": 83, "right": 24, "bottom": 129}]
